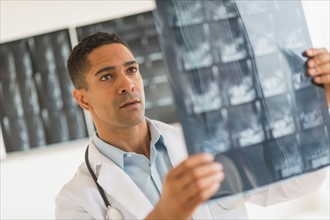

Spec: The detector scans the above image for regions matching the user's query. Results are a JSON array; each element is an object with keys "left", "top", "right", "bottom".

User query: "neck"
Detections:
[{"left": 96, "top": 119, "right": 151, "bottom": 158}]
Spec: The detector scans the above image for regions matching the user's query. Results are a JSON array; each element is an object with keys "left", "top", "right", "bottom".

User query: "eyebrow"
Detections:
[{"left": 94, "top": 60, "right": 138, "bottom": 76}]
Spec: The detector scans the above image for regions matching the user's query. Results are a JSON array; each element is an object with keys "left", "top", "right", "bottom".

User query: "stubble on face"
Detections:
[
  {"left": 85, "top": 44, "right": 146, "bottom": 130},
  {"left": 114, "top": 89, "right": 145, "bottom": 127}
]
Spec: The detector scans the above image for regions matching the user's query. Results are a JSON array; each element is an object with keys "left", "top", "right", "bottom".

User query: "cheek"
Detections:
[
  {"left": 88, "top": 89, "right": 114, "bottom": 107},
  {"left": 137, "top": 81, "right": 145, "bottom": 96},
  {"left": 137, "top": 75, "right": 144, "bottom": 90}
]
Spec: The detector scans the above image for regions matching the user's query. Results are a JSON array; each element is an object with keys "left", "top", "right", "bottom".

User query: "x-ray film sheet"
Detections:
[{"left": 154, "top": 0, "right": 330, "bottom": 199}]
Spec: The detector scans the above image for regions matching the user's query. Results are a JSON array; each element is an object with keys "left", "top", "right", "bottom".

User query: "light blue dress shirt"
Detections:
[{"left": 92, "top": 119, "right": 173, "bottom": 206}]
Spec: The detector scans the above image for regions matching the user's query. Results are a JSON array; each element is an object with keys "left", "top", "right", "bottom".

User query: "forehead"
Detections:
[{"left": 87, "top": 43, "right": 134, "bottom": 67}]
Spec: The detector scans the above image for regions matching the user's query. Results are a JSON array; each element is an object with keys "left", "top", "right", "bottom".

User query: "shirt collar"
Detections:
[
  {"left": 93, "top": 132, "right": 125, "bottom": 169},
  {"left": 147, "top": 119, "right": 165, "bottom": 165},
  {"left": 92, "top": 118, "right": 165, "bottom": 169}
]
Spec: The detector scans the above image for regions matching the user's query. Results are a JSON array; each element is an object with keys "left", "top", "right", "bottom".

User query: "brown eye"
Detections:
[
  {"left": 100, "top": 74, "right": 112, "bottom": 81},
  {"left": 127, "top": 67, "right": 138, "bottom": 74}
]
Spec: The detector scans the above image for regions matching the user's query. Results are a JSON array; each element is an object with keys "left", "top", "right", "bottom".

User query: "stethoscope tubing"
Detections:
[
  {"left": 85, "top": 145, "right": 111, "bottom": 207},
  {"left": 85, "top": 146, "right": 124, "bottom": 219}
]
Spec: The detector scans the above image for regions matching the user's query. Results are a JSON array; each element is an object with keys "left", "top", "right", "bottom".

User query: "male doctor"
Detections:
[{"left": 56, "top": 32, "right": 330, "bottom": 219}]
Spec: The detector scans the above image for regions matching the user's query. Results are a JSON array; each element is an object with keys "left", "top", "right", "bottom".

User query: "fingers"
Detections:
[
  {"left": 170, "top": 153, "right": 215, "bottom": 179},
  {"left": 305, "top": 48, "right": 330, "bottom": 85},
  {"left": 153, "top": 154, "right": 225, "bottom": 219},
  {"left": 179, "top": 161, "right": 223, "bottom": 189},
  {"left": 305, "top": 48, "right": 328, "bottom": 58},
  {"left": 165, "top": 153, "right": 224, "bottom": 206},
  {"left": 308, "top": 62, "right": 330, "bottom": 78},
  {"left": 313, "top": 71, "right": 330, "bottom": 84},
  {"left": 184, "top": 167, "right": 224, "bottom": 207},
  {"left": 307, "top": 52, "right": 330, "bottom": 68},
  {"left": 169, "top": 154, "right": 222, "bottom": 190},
  {"left": 188, "top": 176, "right": 222, "bottom": 208}
]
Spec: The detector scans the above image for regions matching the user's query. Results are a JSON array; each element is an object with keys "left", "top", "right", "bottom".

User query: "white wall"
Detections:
[
  {"left": 1, "top": 139, "right": 90, "bottom": 219},
  {"left": 302, "top": 0, "right": 330, "bottom": 49},
  {"left": 1, "top": 0, "right": 329, "bottom": 219},
  {"left": 0, "top": 0, "right": 156, "bottom": 42}
]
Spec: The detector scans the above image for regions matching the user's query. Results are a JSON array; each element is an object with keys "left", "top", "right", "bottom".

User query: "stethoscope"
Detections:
[{"left": 85, "top": 145, "right": 123, "bottom": 220}]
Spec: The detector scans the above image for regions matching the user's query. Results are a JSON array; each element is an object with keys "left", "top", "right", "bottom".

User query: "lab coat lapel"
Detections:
[
  {"left": 158, "top": 123, "right": 188, "bottom": 167},
  {"left": 88, "top": 143, "right": 154, "bottom": 219},
  {"left": 156, "top": 122, "right": 213, "bottom": 219}
]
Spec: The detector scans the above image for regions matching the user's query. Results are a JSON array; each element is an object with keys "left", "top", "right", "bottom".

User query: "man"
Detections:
[{"left": 56, "top": 32, "right": 330, "bottom": 219}]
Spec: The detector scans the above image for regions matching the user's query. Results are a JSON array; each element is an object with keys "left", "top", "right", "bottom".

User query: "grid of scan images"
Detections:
[
  {"left": 0, "top": 11, "right": 178, "bottom": 154},
  {"left": 155, "top": 0, "right": 330, "bottom": 198},
  {"left": 0, "top": 30, "right": 88, "bottom": 152},
  {"left": 76, "top": 11, "right": 178, "bottom": 124}
]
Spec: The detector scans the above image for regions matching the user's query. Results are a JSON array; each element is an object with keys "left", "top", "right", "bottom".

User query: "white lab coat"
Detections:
[{"left": 55, "top": 120, "right": 327, "bottom": 219}]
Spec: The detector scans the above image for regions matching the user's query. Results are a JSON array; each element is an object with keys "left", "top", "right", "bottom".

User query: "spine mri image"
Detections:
[{"left": 155, "top": 0, "right": 330, "bottom": 199}]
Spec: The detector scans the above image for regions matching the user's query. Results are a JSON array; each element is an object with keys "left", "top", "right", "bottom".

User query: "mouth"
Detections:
[{"left": 119, "top": 99, "right": 141, "bottom": 108}]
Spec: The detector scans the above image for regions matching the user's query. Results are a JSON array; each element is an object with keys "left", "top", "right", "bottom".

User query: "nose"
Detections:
[{"left": 118, "top": 74, "right": 135, "bottom": 94}]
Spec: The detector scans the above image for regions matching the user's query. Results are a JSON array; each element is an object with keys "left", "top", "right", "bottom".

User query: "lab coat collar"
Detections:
[
  {"left": 88, "top": 142, "right": 154, "bottom": 219},
  {"left": 86, "top": 121, "right": 198, "bottom": 219},
  {"left": 152, "top": 120, "right": 188, "bottom": 167}
]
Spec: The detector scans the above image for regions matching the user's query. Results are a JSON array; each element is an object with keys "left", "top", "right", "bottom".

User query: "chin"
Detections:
[{"left": 121, "top": 114, "right": 145, "bottom": 127}]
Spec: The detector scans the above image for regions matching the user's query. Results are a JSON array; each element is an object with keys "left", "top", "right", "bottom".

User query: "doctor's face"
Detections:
[{"left": 74, "top": 43, "right": 145, "bottom": 129}]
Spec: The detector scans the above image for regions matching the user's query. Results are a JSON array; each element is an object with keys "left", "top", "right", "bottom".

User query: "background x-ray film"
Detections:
[{"left": 154, "top": 0, "right": 330, "bottom": 199}]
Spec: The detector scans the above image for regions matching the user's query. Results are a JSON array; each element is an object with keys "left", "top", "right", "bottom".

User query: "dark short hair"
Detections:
[{"left": 67, "top": 32, "right": 130, "bottom": 90}]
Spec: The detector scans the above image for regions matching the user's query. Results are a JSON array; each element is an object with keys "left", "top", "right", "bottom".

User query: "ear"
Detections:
[{"left": 73, "top": 89, "right": 91, "bottom": 111}]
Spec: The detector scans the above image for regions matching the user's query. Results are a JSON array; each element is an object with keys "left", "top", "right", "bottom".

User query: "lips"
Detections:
[{"left": 119, "top": 99, "right": 141, "bottom": 108}]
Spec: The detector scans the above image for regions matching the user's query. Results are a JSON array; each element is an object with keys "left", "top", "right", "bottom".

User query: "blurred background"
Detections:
[{"left": 0, "top": 0, "right": 329, "bottom": 219}]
